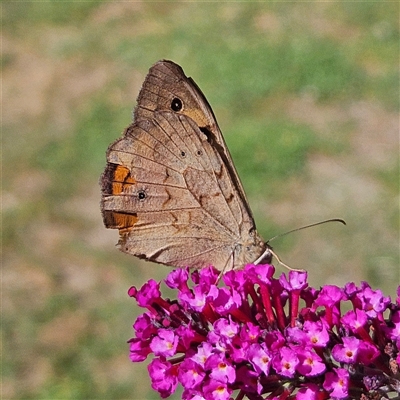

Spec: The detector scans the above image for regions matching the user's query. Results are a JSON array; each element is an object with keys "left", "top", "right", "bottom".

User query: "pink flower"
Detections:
[
  {"left": 178, "top": 359, "right": 205, "bottom": 389},
  {"left": 303, "top": 320, "right": 330, "bottom": 348},
  {"left": 148, "top": 358, "right": 178, "bottom": 398},
  {"left": 128, "top": 265, "right": 400, "bottom": 399},
  {"left": 323, "top": 368, "right": 349, "bottom": 398},
  {"left": 205, "top": 353, "right": 235, "bottom": 383},
  {"left": 272, "top": 346, "right": 299, "bottom": 378},
  {"left": 150, "top": 329, "right": 179, "bottom": 357},
  {"left": 203, "top": 380, "right": 232, "bottom": 400},
  {"left": 247, "top": 343, "right": 272, "bottom": 375},
  {"left": 332, "top": 336, "right": 360, "bottom": 363},
  {"left": 296, "top": 348, "right": 326, "bottom": 376}
]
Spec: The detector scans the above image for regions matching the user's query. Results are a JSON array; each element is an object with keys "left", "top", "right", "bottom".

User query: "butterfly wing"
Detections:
[
  {"left": 101, "top": 61, "right": 267, "bottom": 270},
  {"left": 134, "top": 60, "right": 256, "bottom": 229}
]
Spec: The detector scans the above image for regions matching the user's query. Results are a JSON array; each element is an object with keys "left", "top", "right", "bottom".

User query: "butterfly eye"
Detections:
[
  {"left": 137, "top": 190, "right": 146, "bottom": 200},
  {"left": 171, "top": 98, "right": 183, "bottom": 112}
]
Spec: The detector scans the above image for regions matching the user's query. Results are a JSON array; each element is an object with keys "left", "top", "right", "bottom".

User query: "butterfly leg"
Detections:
[{"left": 254, "top": 248, "right": 304, "bottom": 272}]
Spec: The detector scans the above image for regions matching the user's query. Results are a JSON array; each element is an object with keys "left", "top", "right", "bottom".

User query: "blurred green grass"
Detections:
[{"left": 3, "top": 2, "right": 399, "bottom": 399}]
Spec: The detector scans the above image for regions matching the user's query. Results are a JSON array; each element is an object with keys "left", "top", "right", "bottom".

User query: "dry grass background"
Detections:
[{"left": 2, "top": 3, "right": 399, "bottom": 399}]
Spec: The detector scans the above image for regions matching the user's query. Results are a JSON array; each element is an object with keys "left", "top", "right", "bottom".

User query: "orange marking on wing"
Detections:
[
  {"left": 103, "top": 210, "right": 138, "bottom": 234},
  {"left": 184, "top": 109, "right": 208, "bottom": 127},
  {"left": 112, "top": 166, "right": 136, "bottom": 195}
]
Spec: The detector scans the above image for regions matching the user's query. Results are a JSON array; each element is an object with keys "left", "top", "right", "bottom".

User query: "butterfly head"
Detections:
[{"left": 233, "top": 230, "right": 272, "bottom": 270}]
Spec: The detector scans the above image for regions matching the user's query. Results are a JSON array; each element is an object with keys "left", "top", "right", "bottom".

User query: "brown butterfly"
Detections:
[{"left": 100, "top": 60, "right": 272, "bottom": 271}]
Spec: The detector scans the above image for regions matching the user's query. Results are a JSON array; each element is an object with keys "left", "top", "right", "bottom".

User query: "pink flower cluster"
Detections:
[{"left": 128, "top": 264, "right": 400, "bottom": 400}]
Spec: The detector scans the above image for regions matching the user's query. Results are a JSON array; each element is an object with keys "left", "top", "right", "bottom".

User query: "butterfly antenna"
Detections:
[
  {"left": 256, "top": 218, "right": 346, "bottom": 272},
  {"left": 267, "top": 218, "right": 346, "bottom": 243}
]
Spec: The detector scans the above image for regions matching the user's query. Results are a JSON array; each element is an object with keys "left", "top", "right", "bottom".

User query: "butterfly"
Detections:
[{"left": 100, "top": 60, "right": 273, "bottom": 271}]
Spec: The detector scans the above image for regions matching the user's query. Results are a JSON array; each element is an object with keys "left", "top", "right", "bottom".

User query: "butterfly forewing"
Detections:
[{"left": 135, "top": 61, "right": 256, "bottom": 223}]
